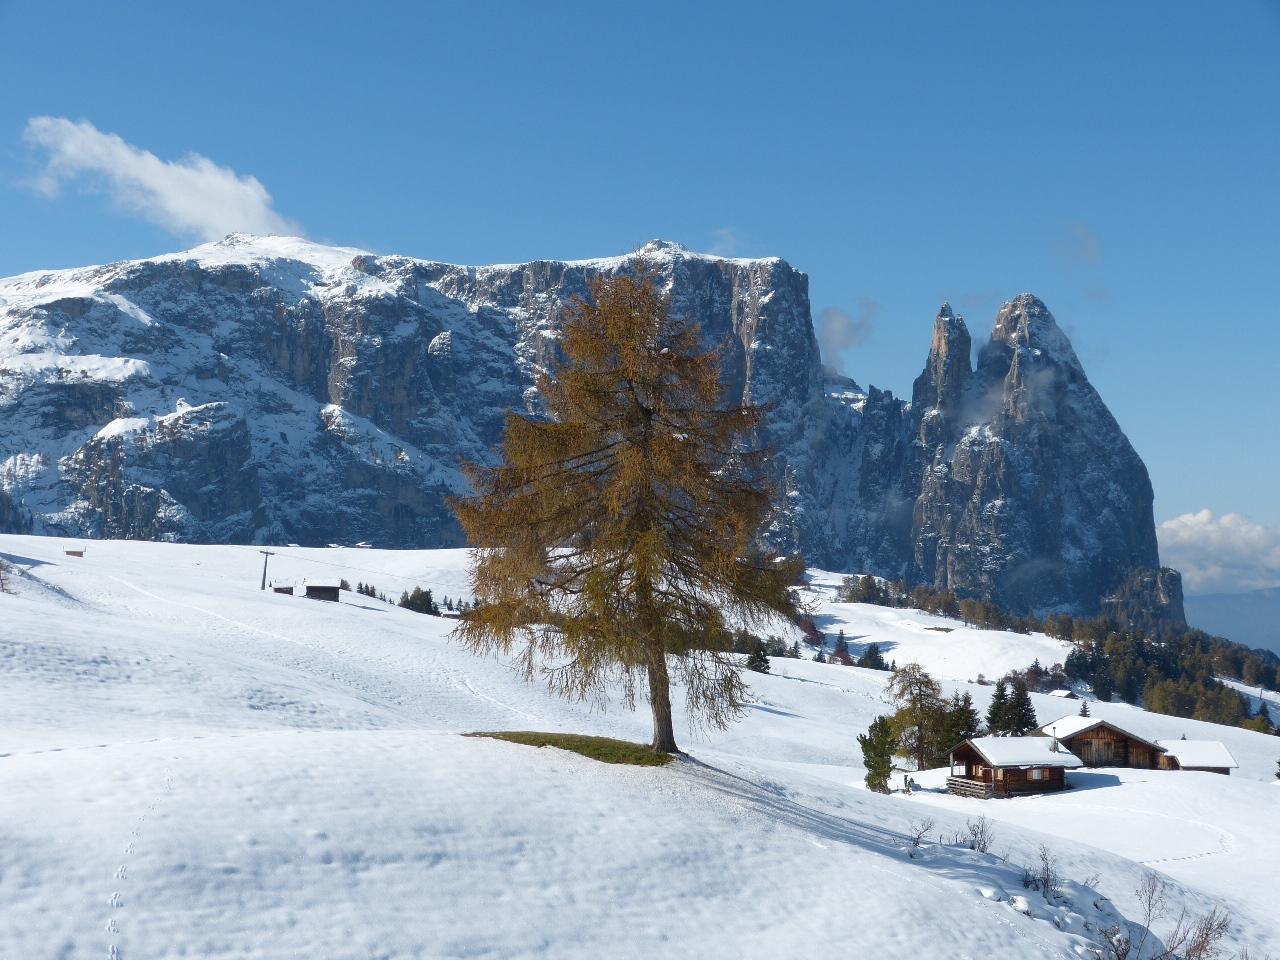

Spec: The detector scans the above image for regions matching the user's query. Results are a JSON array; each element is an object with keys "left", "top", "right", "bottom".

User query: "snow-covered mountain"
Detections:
[{"left": 0, "top": 235, "right": 1176, "bottom": 614}]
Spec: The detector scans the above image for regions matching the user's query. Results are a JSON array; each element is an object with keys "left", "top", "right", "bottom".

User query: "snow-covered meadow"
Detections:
[{"left": 1, "top": 535, "right": 1277, "bottom": 958}]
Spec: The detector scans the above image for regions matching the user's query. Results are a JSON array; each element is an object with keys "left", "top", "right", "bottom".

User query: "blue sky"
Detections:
[{"left": 2, "top": 2, "right": 1278, "bottom": 589}]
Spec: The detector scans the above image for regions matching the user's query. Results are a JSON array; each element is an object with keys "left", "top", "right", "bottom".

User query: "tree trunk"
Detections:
[{"left": 647, "top": 647, "right": 678, "bottom": 754}]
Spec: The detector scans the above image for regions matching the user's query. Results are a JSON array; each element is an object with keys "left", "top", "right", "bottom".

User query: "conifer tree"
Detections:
[
  {"left": 745, "top": 643, "right": 770, "bottom": 674},
  {"left": 858, "top": 715, "right": 896, "bottom": 793},
  {"left": 938, "top": 691, "right": 982, "bottom": 751},
  {"left": 450, "top": 263, "right": 797, "bottom": 753},
  {"left": 987, "top": 679, "right": 1010, "bottom": 734},
  {"left": 1079, "top": 700, "right": 1091, "bottom": 717},
  {"left": 886, "top": 662, "right": 944, "bottom": 771},
  {"left": 1007, "top": 680, "right": 1039, "bottom": 735}
]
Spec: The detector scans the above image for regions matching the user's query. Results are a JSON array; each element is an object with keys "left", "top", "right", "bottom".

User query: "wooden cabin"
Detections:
[
  {"left": 1033, "top": 716, "right": 1164, "bottom": 769},
  {"left": 1155, "top": 740, "right": 1238, "bottom": 776},
  {"left": 304, "top": 583, "right": 341, "bottom": 603},
  {"left": 947, "top": 737, "right": 1083, "bottom": 799}
]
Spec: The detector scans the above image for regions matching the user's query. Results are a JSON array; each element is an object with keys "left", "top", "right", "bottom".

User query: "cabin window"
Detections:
[
  {"left": 1029, "top": 768, "right": 1045, "bottom": 780},
  {"left": 995, "top": 768, "right": 1004, "bottom": 780}
]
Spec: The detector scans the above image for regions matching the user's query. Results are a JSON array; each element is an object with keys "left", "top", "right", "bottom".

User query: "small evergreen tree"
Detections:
[
  {"left": 986, "top": 680, "right": 1010, "bottom": 734},
  {"left": 858, "top": 641, "right": 888, "bottom": 670},
  {"left": 1007, "top": 680, "right": 1038, "bottom": 735},
  {"left": 858, "top": 715, "right": 896, "bottom": 793},
  {"left": 745, "top": 643, "right": 770, "bottom": 674},
  {"left": 1079, "top": 700, "right": 1091, "bottom": 717},
  {"left": 813, "top": 650, "right": 826, "bottom": 663},
  {"left": 933, "top": 691, "right": 982, "bottom": 767},
  {"left": 835, "top": 630, "right": 848, "bottom": 656}
]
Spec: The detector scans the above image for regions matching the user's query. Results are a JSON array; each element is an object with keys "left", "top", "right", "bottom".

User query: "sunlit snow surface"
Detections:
[{"left": 1, "top": 535, "right": 1277, "bottom": 958}]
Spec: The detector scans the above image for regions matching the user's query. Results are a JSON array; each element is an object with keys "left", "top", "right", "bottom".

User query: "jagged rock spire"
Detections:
[{"left": 911, "top": 301, "right": 971, "bottom": 413}]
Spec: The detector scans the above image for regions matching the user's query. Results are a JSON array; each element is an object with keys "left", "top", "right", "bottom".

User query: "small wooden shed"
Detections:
[
  {"left": 1033, "top": 716, "right": 1165, "bottom": 769},
  {"left": 1154, "top": 740, "right": 1238, "bottom": 776},
  {"left": 304, "top": 583, "right": 341, "bottom": 603},
  {"left": 947, "top": 736, "right": 1083, "bottom": 799}
]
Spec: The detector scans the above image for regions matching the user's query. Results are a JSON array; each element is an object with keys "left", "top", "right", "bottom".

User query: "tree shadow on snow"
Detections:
[
  {"left": 0, "top": 551, "right": 49, "bottom": 568},
  {"left": 672, "top": 756, "right": 1156, "bottom": 948}
]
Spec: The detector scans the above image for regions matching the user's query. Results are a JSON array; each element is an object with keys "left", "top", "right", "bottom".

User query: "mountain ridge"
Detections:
[{"left": 0, "top": 234, "right": 1180, "bottom": 617}]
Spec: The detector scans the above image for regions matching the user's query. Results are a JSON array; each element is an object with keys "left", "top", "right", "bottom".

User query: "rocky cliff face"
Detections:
[{"left": 0, "top": 235, "right": 1180, "bottom": 616}]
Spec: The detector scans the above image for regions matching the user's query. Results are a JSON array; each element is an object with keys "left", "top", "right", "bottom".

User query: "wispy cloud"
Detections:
[
  {"left": 816, "top": 299, "right": 878, "bottom": 374},
  {"left": 707, "top": 227, "right": 743, "bottom": 257},
  {"left": 1158, "top": 510, "right": 1280, "bottom": 594},
  {"left": 1052, "top": 221, "right": 1103, "bottom": 265},
  {"left": 22, "top": 117, "right": 301, "bottom": 241}
]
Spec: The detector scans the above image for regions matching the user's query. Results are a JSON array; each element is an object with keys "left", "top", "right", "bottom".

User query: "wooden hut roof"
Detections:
[
  {"left": 955, "top": 736, "right": 1083, "bottom": 769},
  {"left": 1155, "top": 740, "right": 1238, "bottom": 769},
  {"left": 1035, "top": 715, "right": 1166, "bottom": 753}
]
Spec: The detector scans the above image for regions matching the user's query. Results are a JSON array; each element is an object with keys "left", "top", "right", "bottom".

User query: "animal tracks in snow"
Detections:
[{"left": 105, "top": 763, "right": 175, "bottom": 958}]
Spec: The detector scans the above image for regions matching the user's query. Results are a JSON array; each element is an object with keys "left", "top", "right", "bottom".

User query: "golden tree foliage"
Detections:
[{"left": 450, "top": 263, "right": 797, "bottom": 752}]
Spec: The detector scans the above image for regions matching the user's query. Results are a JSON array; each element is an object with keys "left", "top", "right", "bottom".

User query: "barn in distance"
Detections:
[{"left": 1032, "top": 715, "right": 1165, "bottom": 769}]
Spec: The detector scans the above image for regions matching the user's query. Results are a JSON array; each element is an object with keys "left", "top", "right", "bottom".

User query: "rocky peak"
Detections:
[
  {"left": 987, "top": 294, "right": 1083, "bottom": 371},
  {"left": 0, "top": 238, "right": 1173, "bottom": 617},
  {"left": 911, "top": 301, "right": 971, "bottom": 415}
]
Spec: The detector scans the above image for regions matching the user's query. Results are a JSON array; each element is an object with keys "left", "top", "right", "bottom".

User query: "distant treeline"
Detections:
[{"left": 836, "top": 574, "right": 1278, "bottom": 735}]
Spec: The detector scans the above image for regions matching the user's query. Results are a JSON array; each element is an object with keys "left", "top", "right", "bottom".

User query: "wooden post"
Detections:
[{"left": 259, "top": 550, "right": 275, "bottom": 590}]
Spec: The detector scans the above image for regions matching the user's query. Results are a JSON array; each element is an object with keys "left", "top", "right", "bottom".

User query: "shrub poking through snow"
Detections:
[
  {"left": 965, "top": 815, "right": 995, "bottom": 854},
  {"left": 1102, "top": 872, "right": 1235, "bottom": 960},
  {"left": 906, "top": 817, "right": 936, "bottom": 849}
]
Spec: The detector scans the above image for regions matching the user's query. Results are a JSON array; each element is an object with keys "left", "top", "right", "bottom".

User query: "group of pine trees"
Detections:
[
  {"left": 984, "top": 678, "right": 1039, "bottom": 736},
  {"left": 858, "top": 663, "right": 986, "bottom": 792},
  {"left": 816, "top": 630, "right": 889, "bottom": 670},
  {"left": 341, "top": 579, "right": 476, "bottom": 618}
]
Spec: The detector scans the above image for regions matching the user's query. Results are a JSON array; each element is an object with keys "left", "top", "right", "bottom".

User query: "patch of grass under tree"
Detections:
[{"left": 464, "top": 731, "right": 675, "bottom": 766}]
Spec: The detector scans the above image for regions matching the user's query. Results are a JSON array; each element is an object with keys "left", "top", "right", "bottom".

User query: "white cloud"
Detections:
[
  {"left": 22, "top": 117, "right": 301, "bottom": 241},
  {"left": 1157, "top": 510, "right": 1280, "bottom": 595},
  {"left": 816, "top": 299, "right": 877, "bottom": 374},
  {"left": 707, "top": 227, "right": 743, "bottom": 257}
]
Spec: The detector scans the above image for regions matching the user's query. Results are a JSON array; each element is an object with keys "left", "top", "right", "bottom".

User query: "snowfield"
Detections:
[{"left": 1, "top": 535, "right": 1277, "bottom": 958}]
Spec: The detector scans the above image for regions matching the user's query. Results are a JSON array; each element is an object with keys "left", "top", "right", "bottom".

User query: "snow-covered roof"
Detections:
[
  {"left": 1036, "top": 715, "right": 1165, "bottom": 752},
  {"left": 1155, "top": 740, "right": 1239, "bottom": 770},
  {"left": 1037, "top": 715, "right": 1105, "bottom": 740},
  {"left": 959, "top": 736, "right": 1083, "bottom": 769},
  {"left": 1047, "top": 689, "right": 1078, "bottom": 698}
]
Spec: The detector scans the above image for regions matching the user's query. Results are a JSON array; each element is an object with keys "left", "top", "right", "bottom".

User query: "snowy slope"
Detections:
[{"left": 1, "top": 535, "right": 1277, "bottom": 958}]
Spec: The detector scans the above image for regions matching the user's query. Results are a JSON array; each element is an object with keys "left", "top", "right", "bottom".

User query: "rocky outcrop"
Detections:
[{"left": 0, "top": 235, "right": 1177, "bottom": 614}]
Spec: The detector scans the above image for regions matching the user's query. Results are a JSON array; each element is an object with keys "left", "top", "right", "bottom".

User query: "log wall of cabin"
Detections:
[
  {"left": 1064, "top": 728, "right": 1157, "bottom": 768},
  {"left": 992, "top": 766, "right": 1067, "bottom": 796}
]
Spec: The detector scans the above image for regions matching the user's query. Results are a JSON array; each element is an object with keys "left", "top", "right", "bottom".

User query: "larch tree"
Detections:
[
  {"left": 449, "top": 263, "right": 798, "bottom": 753},
  {"left": 886, "top": 662, "right": 945, "bottom": 772}
]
